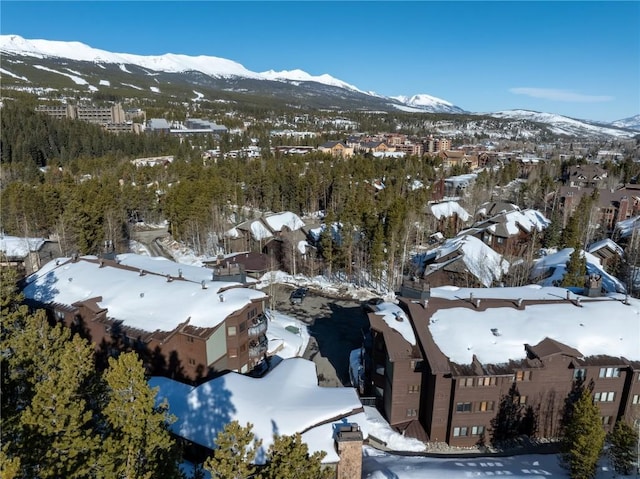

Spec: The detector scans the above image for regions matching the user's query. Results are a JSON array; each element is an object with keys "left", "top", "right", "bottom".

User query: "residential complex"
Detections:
[
  {"left": 361, "top": 287, "right": 640, "bottom": 446},
  {"left": 22, "top": 254, "right": 269, "bottom": 381}
]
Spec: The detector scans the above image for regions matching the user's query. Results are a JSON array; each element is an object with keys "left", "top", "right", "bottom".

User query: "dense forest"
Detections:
[{"left": 3, "top": 99, "right": 640, "bottom": 291}]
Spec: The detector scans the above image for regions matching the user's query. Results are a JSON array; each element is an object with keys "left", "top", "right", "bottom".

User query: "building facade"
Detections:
[
  {"left": 362, "top": 290, "right": 640, "bottom": 446},
  {"left": 23, "top": 255, "right": 268, "bottom": 382}
]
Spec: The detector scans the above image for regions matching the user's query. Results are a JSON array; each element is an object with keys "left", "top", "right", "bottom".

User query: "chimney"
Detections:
[
  {"left": 178, "top": 268, "right": 183, "bottom": 278},
  {"left": 201, "top": 280, "right": 207, "bottom": 290},
  {"left": 334, "top": 424, "right": 363, "bottom": 479},
  {"left": 166, "top": 274, "right": 173, "bottom": 282},
  {"left": 99, "top": 259, "right": 105, "bottom": 268},
  {"left": 139, "top": 269, "right": 146, "bottom": 276},
  {"left": 219, "top": 294, "right": 225, "bottom": 302},
  {"left": 619, "top": 196, "right": 629, "bottom": 221},
  {"left": 566, "top": 290, "right": 571, "bottom": 300},
  {"left": 516, "top": 298, "right": 523, "bottom": 308}
]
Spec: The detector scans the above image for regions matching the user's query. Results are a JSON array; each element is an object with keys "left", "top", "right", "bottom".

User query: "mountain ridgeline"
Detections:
[{"left": 0, "top": 35, "right": 638, "bottom": 139}]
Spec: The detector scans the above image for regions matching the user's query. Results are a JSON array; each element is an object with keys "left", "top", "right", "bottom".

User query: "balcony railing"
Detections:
[
  {"left": 248, "top": 314, "right": 267, "bottom": 337},
  {"left": 248, "top": 335, "right": 268, "bottom": 358}
]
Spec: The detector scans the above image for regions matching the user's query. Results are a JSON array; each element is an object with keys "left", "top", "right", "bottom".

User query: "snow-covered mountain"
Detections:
[
  {"left": 1, "top": 35, "right": 637, "bottom": 137},
  {"left": 489, "top": 110, "right": 637, "bottom": 139},
  {"left": 390, "top": 94, "right": 466, "bottom": 114},
  {"left": 611, "top": 114, "right": 640, "bottom": 131},
  {"left": 0, "top": 34, "right": 465, "bottom": 114}
]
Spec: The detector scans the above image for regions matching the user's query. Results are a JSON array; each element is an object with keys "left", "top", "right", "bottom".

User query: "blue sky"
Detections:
[{"left": 2, "top": 1, "right": 639, "bottom": 122}]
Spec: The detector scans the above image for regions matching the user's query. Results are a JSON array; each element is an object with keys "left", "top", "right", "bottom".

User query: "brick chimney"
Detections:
[
  {"left": 619, "top": 196, "right": 629, "bottom": 223},
  {"left": 334, "top": 423, "right": 363, "bottom": 479}
]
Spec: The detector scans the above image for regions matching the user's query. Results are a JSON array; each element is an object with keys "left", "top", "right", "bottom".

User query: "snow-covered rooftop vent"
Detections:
[
  {"left": 491, "top": 328, "right": 501, "bottom": 337},
  {"left": 393, "top": 311, "right": 403, "bottom": 322}
]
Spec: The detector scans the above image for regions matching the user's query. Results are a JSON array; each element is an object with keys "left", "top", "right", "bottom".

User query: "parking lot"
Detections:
[{"left": 270, "top": 284, "right": 369, "bottom": 387}]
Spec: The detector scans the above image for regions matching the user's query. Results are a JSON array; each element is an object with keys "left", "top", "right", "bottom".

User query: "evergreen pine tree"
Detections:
[
  {"left": 204, "top": 421, "right": 262, "bottom": 479},
  {"left": 561, "top": 386, "right": 605, "bottom": 479},
  {"left": 19, "top": 335, "right": 100, "bottom": 478},
  {"left": 262, "top": 433, "right": 333, "bottom": 479},
  {"left": 101, "top": 352, "right": 181, "bottom": 479},
  {"left": 561, "top": 248, "right": 587, "bottom": 289},
  {"left": 607, "top": 420, "right": 638, "bottom": 475},
  {"left": 490, "top": 382, "right": 523, "bottom": 446}
]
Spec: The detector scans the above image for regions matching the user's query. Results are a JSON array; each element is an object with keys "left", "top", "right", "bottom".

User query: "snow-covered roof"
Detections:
[
  {"left": 262, "top": 211, "right": 305, "bottom": 232},
  {"left": 587, "top": 238, "right": 624, "bottom": 257},
  {"left": 531, "top": 248, "right": 626, "bottom": 293},
  {"left": 614, "top": 215, "right": 640, "bottom": 239},
  {"left": 250, "top": 220, "right": 273, "bottom": 241},
  {"left": 429, "top": 201, "right": 470, "bottom": 221},
  {"left": 23, "top": 256, "right": 266, "bottom": 332},
  {"left": 372, "top": 302, "right": 415, "bottom": 345},
  {"left": 150, "top": 358, "right": 363, "bottom": 462},
  {"left": 309, "top": 222, "right": 342, "bottom": 242},
  {"left": 422, "top": 235, "right": 509, "bottom": 287},
  {"left": 428, "top": 291, "right": 640, "bottom": 365},
  {"left": 0, "top": 234, "right": 45, "bottom": 258},
  {"left": 116, "top": 253, "right": 217, "bottom": 283},
  {"left": 478, "top": 209, "right": 550, "bottom": 236}
]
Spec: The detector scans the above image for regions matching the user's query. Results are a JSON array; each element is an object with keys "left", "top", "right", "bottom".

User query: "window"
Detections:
[
  {"left": 54, "top": 310, "right": 65, "bottom": 320},
  {"left": 408, "top": 384, "right": 420, "bottom": 394},
  {"left": 471, "top": 425, "right": 485, "bottom": 436},
  {"left": 515, "top": 370, "right": 531, "bottom": 381},
  {"left": 456, "top": 402, "right": 472, "bottom": 413},
  {"left": 573, "top": 368, "right": 587, "bottom": 380},
  {"left": 460, "top": 377, "right": 474, "bottom": 388},
  {"left": 519, "top": 395, "right": 527, "bottom": 405},
  {"left": 406, "top": 408, "right": 417, "bottom": 417},
  {"left": 188, "top": 358, "right": 196, "bottom": 366},
  {"left": 453, "top": 427, "right": 468, "bottom": 437},
  {"left": 632, "top": 394, "right": 639, "bottom": 405},
  {"left": 496, "top": 237, "right": 504, "bottom": 244},
  {"left": 479, "top": 401, "right": 495, "bottom": 412},
  {"left": 239, "top": 321, "right": 246, "bottom": 333},
  {"left": 227, "top": 326, "right": 236, "bottom": 337},
  {"left": 601, "top": 416, "right": 611, "bottom": 425},
  {"left": 478, "top": 377, "right": 496, "bottom": 387},
  {"left": 594, "top": 391, "right": 615, "bottom": 402},
  {"left": 186, "top": 336, "right": 194, "bottom": 343},
  {"left": 240, "top": 343, "right": 247, "bottom": 353},
  {"left": 228, "top": 348, "right": 238, "bottom": 358},
  {"left": 599, "top": 367, "right": 620, "bottom": 378}
]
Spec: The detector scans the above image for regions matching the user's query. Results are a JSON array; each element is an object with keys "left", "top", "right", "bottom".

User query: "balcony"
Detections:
[
  {"left": 248, "top": 313, "right": 268, "bottom": 337},
  {"left": 248, "top": 335, "right": 268, "bottom": 358}
]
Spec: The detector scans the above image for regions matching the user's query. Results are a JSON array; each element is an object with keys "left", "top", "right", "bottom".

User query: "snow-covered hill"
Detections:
[
  {"left": 611, "top": 114, "right": 640, "bottom": 131},
  {"left": 391, "top": 94, "right": 466, "bottom": 114},
  {"left": 489, "top": 109, "right": 637, "bottom": 139}
]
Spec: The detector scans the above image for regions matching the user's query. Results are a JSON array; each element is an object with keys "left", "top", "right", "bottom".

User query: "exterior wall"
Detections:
[
  {"left": 586, "top": 364, "right": 629, "bottom": 432},
  {"left": 206, "top": 326, "right": 227, "bottom": 367},
  {"left": 223, "top": 298, "right": 267, "bottom": 373},
  {"left": 421, "top": 373, "right": 452, "bottom": 442},
  {"left": 385, "top": 358, "right": 422, "bottom": 425},
  {"left": 448, "top": 375, "right": 514, "bottom": 446},
  {"left": 147, "top": 331, "right": 209, "bottom": 380},
  {"left": 624, "top": 369, "right": 640, "bottom": 428}
]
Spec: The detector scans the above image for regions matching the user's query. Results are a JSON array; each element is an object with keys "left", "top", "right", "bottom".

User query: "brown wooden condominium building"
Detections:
[
  {"left": 362, "top": 286, "right": 640, "bottom": 446},
  {"left": 22, "top": 254, "right": 269, "bottom": 382}
]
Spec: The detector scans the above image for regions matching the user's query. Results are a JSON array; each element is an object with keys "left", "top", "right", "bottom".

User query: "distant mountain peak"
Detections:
[{"left": 390, "top": 93, "right": 466, "bottom": 114}]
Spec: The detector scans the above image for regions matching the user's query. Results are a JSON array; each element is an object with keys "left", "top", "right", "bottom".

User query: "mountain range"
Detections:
[{"left": 1, "top": 34, "right": 638, "bottom": 139}]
